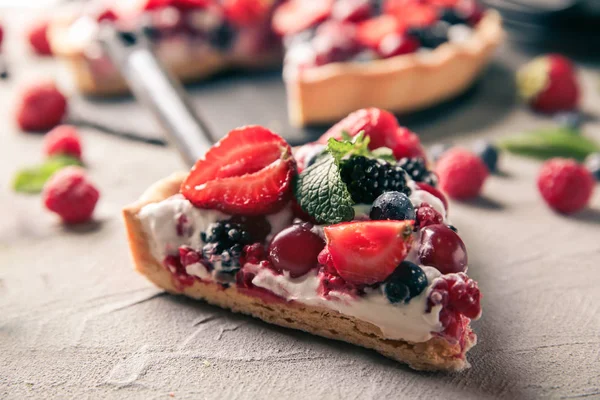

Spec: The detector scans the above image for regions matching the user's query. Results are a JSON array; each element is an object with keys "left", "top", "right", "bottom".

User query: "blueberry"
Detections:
[
  {"left": 408, "top": 21, "right": 450, "bottom": 49},
  {"left": 473, "top": 140, "right": 499, "bottom": 173},
  {"left": 440, "top": 8, "right": 468, "bottom": 25},
  {"left": 384, "top": 261, "right": 428, "bottom": 303},
  {"left": 370, "top": 191, "right": 415, "bottom": 221},
  {"left": 208, "top": 22, "right": 236, "bottom": 50},
  {"left": 428, "top": 143, "right": 452, "bottom": 162},
  {"left": 554, "top": 111, "right": 583, "bottom": 132},
  {"left": 585, "top": 152, "right": 600, "bottom": 181}
]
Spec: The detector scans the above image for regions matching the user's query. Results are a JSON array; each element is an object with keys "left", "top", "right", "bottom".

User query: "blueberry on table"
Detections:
[
  {"left": 370, "top": 191, "right": 415, "bottom": 221},
  {"left": 384, "top": 261, "right": 428, "bottom": 304},
  {"left": 473, "top": 140, "right": 499, "bottom": 173},
  {"left": 584, "top": 153, "right": 600, "bottom": 181}
]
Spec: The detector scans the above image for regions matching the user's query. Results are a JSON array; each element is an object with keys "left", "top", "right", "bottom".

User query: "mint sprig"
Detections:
[
  {"left": 13, "top": 155, "right": 82, "bottom": 194},
  {"left": 294, "top": 153, "right": 355, "bottom": 224},
  {"left": 328, "top": 131, "right": 396, "bottom": 163}
]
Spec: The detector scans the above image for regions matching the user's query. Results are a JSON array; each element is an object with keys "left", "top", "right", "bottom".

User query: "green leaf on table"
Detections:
[
  {"left": 498, "top": 127, "right": 600, "bottom": 161},
  {"left": 13, "top": 155, "right": 82, "bottom": 194}
]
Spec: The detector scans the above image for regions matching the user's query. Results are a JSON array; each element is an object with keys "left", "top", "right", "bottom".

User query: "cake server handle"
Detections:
[{"left": 96, "top": 24, "right": 215, "bottom": 166}]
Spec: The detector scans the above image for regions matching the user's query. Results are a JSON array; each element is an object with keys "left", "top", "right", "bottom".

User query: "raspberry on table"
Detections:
[
  {"left": 27, "top": 19, "right": 53, "bottom": 56},
  {"left": 537, "top": 158, "right": 594, "bottom": 214},
  {"left": 435, "top": 148, "right": 488, "bottom": 200},
  {"left": 42, "top": 166, "right": 100, "bottom": 224},
  {"left": 15, "top": 82, "right": 68, "bottom": 132},
  {"left": 43, "top": 125, "right": 82, "bottom": 160}
]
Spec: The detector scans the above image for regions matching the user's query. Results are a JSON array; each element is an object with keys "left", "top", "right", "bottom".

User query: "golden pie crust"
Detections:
[{"left": 123, "top": 173, "right": 477, "bottom": 372}]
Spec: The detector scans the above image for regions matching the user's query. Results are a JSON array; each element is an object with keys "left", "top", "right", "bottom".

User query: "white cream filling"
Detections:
[{"left": 249, "top": 266, "right": 443, "bottom": 342}]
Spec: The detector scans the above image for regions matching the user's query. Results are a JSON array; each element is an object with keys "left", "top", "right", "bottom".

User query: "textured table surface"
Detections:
[{"left": 1, "top": 8, "right": 600, "bottom": 400}]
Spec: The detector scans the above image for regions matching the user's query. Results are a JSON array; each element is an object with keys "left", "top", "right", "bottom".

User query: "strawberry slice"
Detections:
[
  {"left": 223, "top": 0, "right": 271, "bottom": 27},
  {"left": 272, "top": 0, "right": 334, "bottom": 36},
  {"left": 181, "top": 126, "right": 295, "bottom": 215},
  {"left": 390, "top": 3, "right": 439, "bottom": 28},
  {"left": 323, "top": 221, "right": 414, "bottom": 285},
  {"left": 356, "top": 15, "right": 405, "bottom": 49}
]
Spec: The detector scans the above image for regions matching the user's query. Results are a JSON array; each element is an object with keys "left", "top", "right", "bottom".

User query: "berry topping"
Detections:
[
  {"left": 42, "top": 166, "right": 99, "bottom": 224},
  {"left": 517, "top": 54, "right": 580, "bottom": 113},
  {"left": 537, "top": 158, "right": 594, "bottom": 214},
  {"left": 312, "top": 21, "right": 360, "bottom": 65},
  {"left": 418, "top": 224, "right": 468, "bottom": 274},
  {"left": 181, "top": 126, "right": 295, "bottom": 215},
  {"left": 340, "top": 156, "right": 411, "bottom": 204},
  {"left": 415, "top": 202, "right": 443, "bottom": 228},
  {"left": 43, "top": 125, "right": 82, "bottom": 160},
  {"left": 435, "top": 148, "right": 488, "bottom": 200},
  {"left": 408, "top": 21, "right": 450, "bottom": 49},
  {"left": 377, "top": 32, "right": 420, "bottom": 58},
  {"left": 323, "top": 220, "right": 413, "bottom": 285},
  {"left": 369, "top": 191, "right": 415, "bottom": 221},
  {"left": 397, "top": 157, "right": 438, "bottom": 186},
  {"left": 585, "top": 153, "right": 600, "bottom": 181},
  {"left": 389, "top": 127, "right": 426, "bottom": 160},
  {"left": 27, "top": 20, "right": 53, "bottom": 56},
  {"left": 223, "top": 0, "right": 270, "bottom": 27},
  {"left": 356, "top": 15, "right": 404, "bottom": 50},
  {"left": 427, "top": 273, "right": 481, "bottom": 320},
  {"left": 272, "top": 0, "right": 333, "bottom": 36},
  {"left": 384, "top": 261, "right": 428, "bottom": 304},
  {"left": 332, "top": 0, "right": 371, "bottom": 23},
  {"left": 393, "top": 3, "right": 439, "bottom": 28},
  {"left": 268, "top": 224, "right": 325, "bottom": 277},
  {"left": 201, "top": 220, "right": 252, "bottom": 271},
  {"left": 318, "top": 107, "right": 399, "bottom": 147},
  {"left": 415, "top": 182, "right": 448, "bottom": 211},
  {"left": 294, "top": 142, "right": 325, "bottom": 173},
  {"left": 15, "top": 82, "right": 68, "bottom": 132},
  {"left": 472, "top": 140, "right": 499, "bottom": 173},
  {"left": 164, "top": 254, "right": 196, "bottom": 288}
]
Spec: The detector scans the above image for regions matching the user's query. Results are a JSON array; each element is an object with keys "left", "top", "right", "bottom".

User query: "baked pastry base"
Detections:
[
  {"left": 286, "top": 11, "right": 504, "bottom": 126},
  {"left": 123, "top": 173, "right": 476, "bottom": 372}
]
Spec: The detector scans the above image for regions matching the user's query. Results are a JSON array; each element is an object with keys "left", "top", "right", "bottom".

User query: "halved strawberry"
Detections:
[
  {"left": 323, "top": 220, "right": 414, "bottom": 285},
  {"left": 181, "top": 126, "right": 295, "bottom": 215},
  {"left": 356, "top": 15, "right": 404, "bottom": 49},
  {"left": 223, "top": 0, "right": 271, "bottom": 27},
  {"left": 272, "top": 0, "right": 334, "bottom": 36}
]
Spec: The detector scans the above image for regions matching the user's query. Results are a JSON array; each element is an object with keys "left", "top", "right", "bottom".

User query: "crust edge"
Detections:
[{"left": 123, "top": 174, "right": 477, "bottom": 372}]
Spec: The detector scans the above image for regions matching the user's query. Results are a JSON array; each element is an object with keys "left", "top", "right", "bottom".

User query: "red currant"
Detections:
[
  {"left": 418, "top": 224, "right": 467, "bottom": 274},
  {"left": 268, "top": 224, "right": 325, "bottom": 278}
]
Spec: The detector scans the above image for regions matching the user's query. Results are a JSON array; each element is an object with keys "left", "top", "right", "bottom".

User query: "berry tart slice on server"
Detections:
[{"left": 123, "top": 108, "right": 482, "bottom": 371}]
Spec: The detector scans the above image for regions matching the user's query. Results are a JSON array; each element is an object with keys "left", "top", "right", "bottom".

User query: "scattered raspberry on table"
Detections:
[
  {"left": 15, "top": 82, "right": 67, "bottom": 131},
  {"left": 44, "top": 125, "right": 83, "bottom": 160},
  {"left": 435, "top": 148, "right": 488, "bottom": 200},
  {"left": 42, "top": 167, "right": 100, "bottom": 224},
  {"left": 27, "top": 19, "right": 53, "bottom": 56},
  {"left": 537, "top": 158, "right": 594, "bottom": 214}
]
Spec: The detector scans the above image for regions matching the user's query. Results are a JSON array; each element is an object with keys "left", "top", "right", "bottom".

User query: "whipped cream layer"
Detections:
[{"left": 137, "top": 184, "right": 451, "bottom": 343}]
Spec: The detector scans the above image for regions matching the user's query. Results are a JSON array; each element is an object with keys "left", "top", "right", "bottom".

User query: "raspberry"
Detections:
[
  {"left": 43, "top": 125, "right": 82, "bottom": 160},
  {"left": 15, "top": 82, "right": 68, "bottom": 132},
  {"left": 27, "top": 20, "right": 53, "bottom": 56},
  {"left": 427, "top": 273, "right": 481, "bottom": 319},
  {"left": 416, "top": 202, "right": 443, "bottom": 228},
  {"left": 435, "top": 148, "right": 488, "bottom": 200},
  {"left": 537, "top": 158, "right": 594, "bottom": 214},
  {"left": 0, "top": 21, "right": 4, "bottom": 49},
  {"left": 42, "top": 166, "right": 99, "bottom": 224}
]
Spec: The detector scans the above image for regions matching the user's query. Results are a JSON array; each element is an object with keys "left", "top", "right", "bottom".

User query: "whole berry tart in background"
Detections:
[
  {"left": 49, "top": 0, "right": 503, "bottom": 125},
  {"left": 123, "top": 108, "right": 482, "bottom": 371}
]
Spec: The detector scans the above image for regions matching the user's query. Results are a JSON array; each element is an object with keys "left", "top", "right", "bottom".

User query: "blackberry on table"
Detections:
[
  {"left": 201, "top": 220, "right": 251, "bottom": 271},
  {"left": 340, "top": 156, "right": 411, "bottom": 204},
  {"left": 397, "top": 157, "right": 438, "bottom": 186}
]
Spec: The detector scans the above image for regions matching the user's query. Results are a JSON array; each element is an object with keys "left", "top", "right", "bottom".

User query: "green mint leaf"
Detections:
[
  {"left": 327, "top": 131, "right": 372, "bottom": 163},
  {"left": 498, "top": 127, "right": 600, "bottom": 161},
  {"left": 370, "top": 147, "right": 396, "bottom": 162},
  {"left": 13, "top": 155, "right": 82, "bottom": 194},
  {"left": 294, "top": 153, "right": 355, "bottom": 224}
]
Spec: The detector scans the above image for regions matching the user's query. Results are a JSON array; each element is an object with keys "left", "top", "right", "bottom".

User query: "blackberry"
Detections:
[
  {"left": 397, "top": 157, "right": 438, "bottom": 186},
  {"left": 201, "top": 220, "right": 251, "bottom": 271},
  {"left": 340, "top": 156, "right": 411, "bottom": 204}
]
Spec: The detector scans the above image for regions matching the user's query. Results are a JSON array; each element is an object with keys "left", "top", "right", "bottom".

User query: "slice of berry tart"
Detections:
[
  {"left": 49, "top": 0, "right": 281, "bottom": 95},
  {"left": 278, "top": 0, "right": 503, "bottom": 125},
  {"left": 123, "top": 108, "right": 482, "bottom": 371}
]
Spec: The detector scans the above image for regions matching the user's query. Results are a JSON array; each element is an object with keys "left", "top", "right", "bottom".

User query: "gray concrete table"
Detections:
[{"left": 1, "top": 9, "right": 599, "bottom": 400}]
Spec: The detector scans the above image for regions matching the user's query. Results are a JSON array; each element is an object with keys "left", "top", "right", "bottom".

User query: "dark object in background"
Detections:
[{"left": 483, "top": 0, "right": 600, "bottom": 56}]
